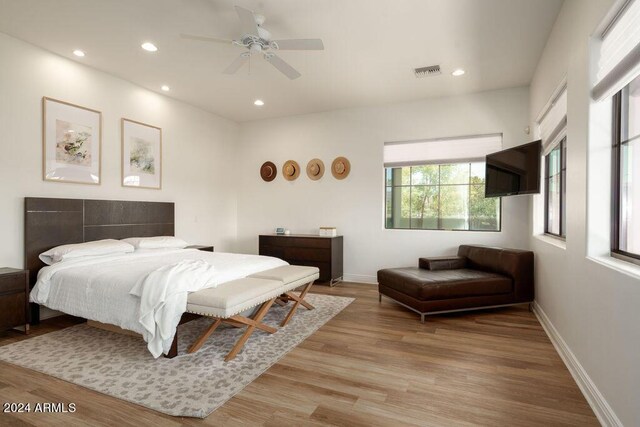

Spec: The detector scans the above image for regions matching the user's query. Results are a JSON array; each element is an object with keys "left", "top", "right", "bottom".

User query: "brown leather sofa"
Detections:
[{"left": 377, "top": 245, "right": 534, "bottom": 322}]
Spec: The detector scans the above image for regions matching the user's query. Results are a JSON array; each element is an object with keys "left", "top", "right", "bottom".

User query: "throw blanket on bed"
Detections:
[{"left": 130, "top": 259, "right": 218, "bottom": 358}]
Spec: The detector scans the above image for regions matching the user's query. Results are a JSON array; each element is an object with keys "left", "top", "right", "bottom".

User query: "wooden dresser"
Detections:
[
  {"left": 0, "top": 268, "right": 29, "bottom": 334},
  {"left": 259, "top": 234, "right": 343, "bottom": 286}
]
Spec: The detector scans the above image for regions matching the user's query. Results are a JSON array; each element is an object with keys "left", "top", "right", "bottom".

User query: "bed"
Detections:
[{"left": 24, "top": 197, "right": 286, "bottom": 358}]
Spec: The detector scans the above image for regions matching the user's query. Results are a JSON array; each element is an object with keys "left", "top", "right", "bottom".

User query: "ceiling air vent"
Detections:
[{"left": 414, "top": 65, "right": 441, "bottom": 78}]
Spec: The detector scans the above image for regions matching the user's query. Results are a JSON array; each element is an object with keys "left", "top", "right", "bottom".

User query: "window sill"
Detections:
[
  {"left": 587, "top": 254, "right": 640, "bottom": 281},
  {"left": 533, "top": 234, "right": 566, "bottom": 250}
]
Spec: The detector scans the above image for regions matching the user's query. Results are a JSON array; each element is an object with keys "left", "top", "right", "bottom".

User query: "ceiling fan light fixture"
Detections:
[
  {"left": 452, "top": 68, "right": 466, "bottom": 77},
  {"left": 254, "top": 99, "right": 265, "bottom": 106},
  {"left": 141, "top": 42, "right": 158, "bottom": 52}
]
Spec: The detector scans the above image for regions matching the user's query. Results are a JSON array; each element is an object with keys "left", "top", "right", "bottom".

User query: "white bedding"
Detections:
[{"left": 30, "top": 249, "right": 288, "bottom": 356}]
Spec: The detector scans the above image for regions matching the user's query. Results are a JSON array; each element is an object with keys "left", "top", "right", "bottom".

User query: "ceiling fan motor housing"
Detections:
[{"left": 242, "top": 26, "right": 271, "bottom": 53}]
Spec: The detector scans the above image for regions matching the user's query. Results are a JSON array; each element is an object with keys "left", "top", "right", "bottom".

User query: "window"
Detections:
[
  {"left": 612, "top": 74, "right": 640, "bottom": 260},
  {"left": 385, "top": 162, "right": 501, "bottom": 231},
  {"left": 544, "top": 137, "right": 566, "bottom": 238},
  {"left": 383, "top": 134, "right": 502, "bottom": 231},
  {"left": 537, "top": 82, "right": 567, "bottom": 240}
]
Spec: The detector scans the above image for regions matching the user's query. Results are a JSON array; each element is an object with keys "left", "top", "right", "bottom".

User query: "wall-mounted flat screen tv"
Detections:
[{"left": 485, "top": 140, "right": 541, "bottom": 197}]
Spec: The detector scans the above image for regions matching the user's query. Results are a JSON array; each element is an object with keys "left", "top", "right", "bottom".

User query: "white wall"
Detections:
[
  {"left": 0, "top": 32, "right": 240, "bottom": 269},
  {"left": 237, "top": 87, "right": 531, "bottom": 282},
  {"left": 529, "top": 0, "right": 639, "bottom": 425}
]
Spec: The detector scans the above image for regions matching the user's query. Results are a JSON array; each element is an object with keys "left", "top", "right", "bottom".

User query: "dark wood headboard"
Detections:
[{"left": 24, "top": 197, "right": 174, "bottom": 287}]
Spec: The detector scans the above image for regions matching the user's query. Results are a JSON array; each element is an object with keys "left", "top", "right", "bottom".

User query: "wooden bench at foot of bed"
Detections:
[
  {"left": 186, "top": 265, "right": 319, "bottom": 361},
  {"left": 248, "top": 265, "right": 318, "bottom": 327}
]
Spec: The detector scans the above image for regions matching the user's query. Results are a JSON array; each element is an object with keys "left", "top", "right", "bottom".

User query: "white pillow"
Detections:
[
  {"left": 39, "top": 239, "right": 135, "bottom": 265},
  {"left": 122, "top": 236, "right": 188, "bottom": 250}
]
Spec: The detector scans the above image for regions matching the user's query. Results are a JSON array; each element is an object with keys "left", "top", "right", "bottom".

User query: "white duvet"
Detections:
[{"left": 30, "top": 249, "right": 288, "bottom": 357}]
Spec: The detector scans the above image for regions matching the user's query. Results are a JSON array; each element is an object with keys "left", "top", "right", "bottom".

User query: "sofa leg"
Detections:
[
  {"left": 378, "top": 293, "right": 381, "bottom": 303},
  {"left": 420, "top": 313, "right": 425, "bottom": 323}
]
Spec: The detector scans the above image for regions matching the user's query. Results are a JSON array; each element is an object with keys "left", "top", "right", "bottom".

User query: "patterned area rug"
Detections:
[{"left": 0, "top": 294, "right": 353, "bottom": 418}]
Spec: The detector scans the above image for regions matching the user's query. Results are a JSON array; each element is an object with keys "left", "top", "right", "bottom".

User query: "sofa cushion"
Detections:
[
  {"left": 377, "top": 267, "right": 512, "bottom": 301},
  {"left": 419, "top": 256, "right": 468, "bottom": 270}
]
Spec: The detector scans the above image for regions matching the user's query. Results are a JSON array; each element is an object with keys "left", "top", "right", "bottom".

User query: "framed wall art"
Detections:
[
  {"left": 42, "top": 97, "right": 102, "bottom": 184},
  {"left": 121, "top": 118, "right": 162, "bottom": 189}
]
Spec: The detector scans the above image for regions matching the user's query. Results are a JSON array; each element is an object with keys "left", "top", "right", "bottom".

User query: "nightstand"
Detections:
[
  {"left": 0, "top": 268, "right": 29, "bottom": 334},
  {"left": 186, "top": 245, "right": 214, "bottom": 252}
]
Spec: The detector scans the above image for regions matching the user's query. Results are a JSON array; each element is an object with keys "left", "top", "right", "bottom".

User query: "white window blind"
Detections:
[
  {"left": 383, "top": 133, "right": 502, "bottom": 167},
  {"left": 593, "top": 0, "right": 640, "bottom": 100},
  {"left": 538, "top": 87, "right": 567, "bottom": 154}
]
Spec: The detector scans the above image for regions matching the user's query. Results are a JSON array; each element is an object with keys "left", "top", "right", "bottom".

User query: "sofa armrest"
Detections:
[
  {"left": 419, "top": 256, "right": 467, "bottom": 270},
  {"left": 457, "top": 245, "right": 534, "bottom": 302}
]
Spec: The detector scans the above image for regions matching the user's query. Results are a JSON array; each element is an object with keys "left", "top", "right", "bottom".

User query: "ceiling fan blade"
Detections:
[
  {"left": 223, "top": 53, "right": 250, "bottom": 74},
  {"left": 271, "top": 39, "right": 324, "bottom": 50},
  {"left": 180, "top": 33, "right": 234, "bottom": 44},
  {"left": 235, "top": 5, "right": 259, "bottom": 37},
  {"left": 264, "top": 53, "right": 301, "bottom": 80}
]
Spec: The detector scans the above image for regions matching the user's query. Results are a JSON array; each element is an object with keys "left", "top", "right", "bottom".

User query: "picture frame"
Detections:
[
  {"left": 42, "top": 97, "right": 102, "bottom": 185},
  {"left": 121, "top": 118, "right": 162, "bottom": 189}
]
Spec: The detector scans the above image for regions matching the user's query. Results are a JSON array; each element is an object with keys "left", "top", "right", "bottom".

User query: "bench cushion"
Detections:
[
  {"left": 377, "top": 267, "right": 512, "bottom": 301},
  {"left": 187, "top": 278, "right": 283, "bottom": 318},
  {"left": 249, "top": 265, "right": 319, "bottom": 282},
  {"left": 249, "top": 265, "right": 319, "bottom": 291}
]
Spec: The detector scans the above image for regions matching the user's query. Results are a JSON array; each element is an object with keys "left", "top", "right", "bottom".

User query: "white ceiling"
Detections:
[{"left": 0, "top": 0, "right": 563, "bottom": 122}]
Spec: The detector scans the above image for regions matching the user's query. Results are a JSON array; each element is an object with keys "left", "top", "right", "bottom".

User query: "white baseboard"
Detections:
[
  {"left": 342, "top": 273, "right": 377, "bottom": 284},
  {"left": 532, "top": 301, "right": 622, "bottom": 427}
]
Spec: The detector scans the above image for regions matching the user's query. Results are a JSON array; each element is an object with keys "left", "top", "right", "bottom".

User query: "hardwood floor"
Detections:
[{"left": 0, "top": 283, "right": 597, "bottom": 426}]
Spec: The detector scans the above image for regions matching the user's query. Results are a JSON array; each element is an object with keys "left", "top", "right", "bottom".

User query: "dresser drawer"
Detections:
[
  {"left": 259, "top": 236, "right": 331, "bottom": 249},
  {"left": 0, "top": 273, "right": 26, "bottom": 295},
  {"left": 0, "top": 292, "right": 27, "bottom": 329},
  {"left": 283, "top": 247, "right": 331, "bottom": 262},
  {"left": 260, "top": 246, "right": 330, "bottom": 263},
  {"left": 259, "top": 245, "right": 284, "bottom": 259}
]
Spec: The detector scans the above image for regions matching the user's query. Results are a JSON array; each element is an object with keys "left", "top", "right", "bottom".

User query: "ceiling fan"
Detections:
[{"left": 180, "top": 5, "right": 324, "bottom": 80}]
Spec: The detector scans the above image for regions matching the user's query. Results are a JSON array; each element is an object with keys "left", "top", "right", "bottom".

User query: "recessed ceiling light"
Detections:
[
  {"left": 161, "top": 85, "right": 170, "bottom": 92},
  {"left": 141, "top": 42, "right": 158, "bottom": 52},
  {"left": 73, "top": 49, "right": 85, "bottom": 57},
  {"left": 452, "top": 69, "right": 466, "bottom": 77},
  {"left": 254, "top": 99, "right": 264, "bottom": 106}
]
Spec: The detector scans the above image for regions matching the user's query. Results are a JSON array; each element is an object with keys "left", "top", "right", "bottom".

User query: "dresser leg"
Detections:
[
  {"left": 24, "top": 324, "right": 30, "bottom": 335},
  {"left": 329, "top": 277, "right": 343, "bottom": 287}
]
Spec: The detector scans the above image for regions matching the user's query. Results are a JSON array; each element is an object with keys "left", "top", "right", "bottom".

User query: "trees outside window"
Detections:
[{"left": 385, "top": 162, "right": 500, "bottom": 231}]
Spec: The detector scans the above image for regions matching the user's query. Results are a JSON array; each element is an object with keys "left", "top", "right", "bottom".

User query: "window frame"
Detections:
[
  {"left": 384, "top": 161, "right": 502, "bottom": 232},
  {"left": 611, "top": 88, "right": 640, "bottom": 264},
  {"left": 544, "top": 137, "right": 566, "bottom": 239}
]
